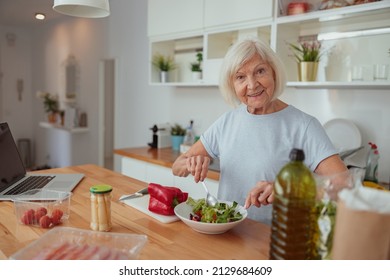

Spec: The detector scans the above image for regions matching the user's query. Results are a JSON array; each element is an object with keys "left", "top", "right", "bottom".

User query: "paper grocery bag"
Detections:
[{"left": 332, "top": 187, "right": 390, "bottom": 260}]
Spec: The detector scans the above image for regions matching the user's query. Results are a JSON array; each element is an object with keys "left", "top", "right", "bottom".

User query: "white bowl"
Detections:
[{"left": 174, "top": 200, "right": 247, "bottom": 234}]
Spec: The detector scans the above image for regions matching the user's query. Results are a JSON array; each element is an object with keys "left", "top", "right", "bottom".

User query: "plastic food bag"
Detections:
[{"left": 314, "top": 168, "right": 364, "bottom": 259}]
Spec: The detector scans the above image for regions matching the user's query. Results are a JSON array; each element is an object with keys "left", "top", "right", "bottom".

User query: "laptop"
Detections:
[{"left": 0, "top": 122, "right": 84, "bottom": 201}]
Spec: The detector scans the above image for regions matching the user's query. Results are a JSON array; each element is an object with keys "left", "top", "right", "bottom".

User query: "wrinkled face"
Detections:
[{"left": 232, "top": 53, "right": 275, "bottom": 114}]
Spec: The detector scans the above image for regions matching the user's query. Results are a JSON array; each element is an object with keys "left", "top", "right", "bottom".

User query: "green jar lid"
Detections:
[{"left": 90, "top": 185, "right": 113, "bottom": 194}]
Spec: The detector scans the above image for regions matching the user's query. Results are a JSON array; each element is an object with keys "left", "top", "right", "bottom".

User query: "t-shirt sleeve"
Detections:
[
  {"left": 200, "top": 115, "right": 225, "bottom": 159},
  {"left": 303, "top": 117, "right": 338, "bottom": 171}
]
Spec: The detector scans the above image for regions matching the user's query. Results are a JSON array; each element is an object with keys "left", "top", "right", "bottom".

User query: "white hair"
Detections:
[{"left": 219, "top": 37, "right": 287, "bottom": 107}]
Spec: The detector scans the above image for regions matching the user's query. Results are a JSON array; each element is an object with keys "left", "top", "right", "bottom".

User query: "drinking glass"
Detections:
[
  {"left": 373, "top": 64, "right": 389, "bottom": 81},
  {"left": 351, "top": 66, "right": 364, "bottom": 81}
]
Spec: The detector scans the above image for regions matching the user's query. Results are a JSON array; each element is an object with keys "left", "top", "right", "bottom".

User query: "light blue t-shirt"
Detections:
[{"left": 201, "top": 104, "right": 337, "bottom": 224}]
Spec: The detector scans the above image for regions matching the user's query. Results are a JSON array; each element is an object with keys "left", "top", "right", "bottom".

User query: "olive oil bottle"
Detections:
[{"left": 270, "top": 148, "right": 318, "bottom": 260}]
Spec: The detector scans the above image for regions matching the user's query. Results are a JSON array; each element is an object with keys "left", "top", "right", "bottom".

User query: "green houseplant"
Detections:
[
  {"left": 288, "top": 40, "right": 322, "bottom": 81},
  {"left": 171, "top": 124, "right": 186, "bottom": 136},
  {"left": 152, "top": 53, "right": 176, "bottom": 83},
  {"left": 170, "top": 124, "right": 186, "bottom": 151},
  {"left": 190, "top": 52, "right": 203, "bottom": 82},
  {"left": 190, "top": 52, "right": 203, "bottom": 72},
  {"left": 37, "top": 91, "right": 59, "bottom": 123},
  {"left": 288, "top": 40, "right": 322, "bottom": 62},
  {"left": 152, "top": 53, "right": 176, "bottom": 71}
]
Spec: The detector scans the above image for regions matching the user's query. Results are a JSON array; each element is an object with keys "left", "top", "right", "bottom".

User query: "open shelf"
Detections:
[
  {"left": 287, "top": 81, "right": 390, "bottom": 90},
  {"left": 149, "top": 0, "right": 390, "bottom": 89},
  {"left": 39, "top": 122, "right": 89, "bottom": 134}
]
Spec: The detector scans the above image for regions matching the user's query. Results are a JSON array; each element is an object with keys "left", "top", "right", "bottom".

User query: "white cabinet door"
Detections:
[
  {"left": 148, "top": 0, "right": 204, "bottom": 37},
  {"left": 204, "top": 0, "right": 273, "bottom": 30},
  {"left": 121, "top": 157, "right": 147, "bottom": 182},
  {"left": 145, "top": 164, "right": 175, "bottom": 186}
]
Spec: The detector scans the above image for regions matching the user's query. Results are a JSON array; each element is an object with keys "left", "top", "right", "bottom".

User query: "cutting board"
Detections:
[{"left": 120, "top": 194, "right": 179, "bottom": 224}]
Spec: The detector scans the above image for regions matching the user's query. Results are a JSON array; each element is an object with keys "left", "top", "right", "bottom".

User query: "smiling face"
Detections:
[{"left": 232, "top": 53, "right": 276, "bottom": 115}]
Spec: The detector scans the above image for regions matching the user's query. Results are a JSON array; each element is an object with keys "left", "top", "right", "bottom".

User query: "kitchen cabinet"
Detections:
[
  {"left": 39, "top": 122, "right": 89, "bottom": 168},
  {"left": 150, "top": 35, "right": 205, "bottom": 84},
  {"left": 148, "top": 0, "right": 390, "bottom": 89},
  {"left": 121, "top": 157, "right": 148, "bottom": 182},
  {"left": 204, "top": 0, "right": 273, "bottom": 30},
  {"left": 147, "top": 0, "right": 203, "bottom": 38},
  {"left": 148, "top": 0, "right": 273, "bottom": 86},
  {"left": 275, "top": 0, "right": 390, "bottom": 89},
  {"left": 121, "top": 157, "right": 219, "bottom": 199}
]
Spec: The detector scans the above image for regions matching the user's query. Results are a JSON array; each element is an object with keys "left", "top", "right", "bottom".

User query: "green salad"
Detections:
[{"left": 186, "top": 197, "right": 243, "bottom": 223}]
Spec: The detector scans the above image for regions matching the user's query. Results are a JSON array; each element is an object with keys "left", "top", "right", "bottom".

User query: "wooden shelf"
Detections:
[{"left": 39, "top": 122, "right": 89, "bottom": 133}]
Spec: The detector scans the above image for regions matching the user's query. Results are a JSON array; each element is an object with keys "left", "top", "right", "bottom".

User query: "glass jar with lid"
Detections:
[{"left": 90, "top": 185, "right": 112, "bottom": 231}]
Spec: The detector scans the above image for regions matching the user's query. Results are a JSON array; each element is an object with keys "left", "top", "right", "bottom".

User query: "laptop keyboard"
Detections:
[{"left": 4, "top": 175, "right": 55, "bottom": 195}]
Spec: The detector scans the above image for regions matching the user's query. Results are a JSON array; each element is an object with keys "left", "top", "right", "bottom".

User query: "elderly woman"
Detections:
[{"left": 172, "top": 38, "right": 347, "bottom": 224}]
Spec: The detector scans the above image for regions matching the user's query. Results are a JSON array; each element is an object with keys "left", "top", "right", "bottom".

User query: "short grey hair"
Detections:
[{"left": 219, "top": 37, "right": 287, "bottom": 107}]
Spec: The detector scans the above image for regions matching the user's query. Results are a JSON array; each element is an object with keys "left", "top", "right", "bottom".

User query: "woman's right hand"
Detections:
[
  {"left": 172, "top": 140, "right": 211, "bottom": 182},
  {"left": 185, "top": 155, "right": 210, "bottom": 183}
]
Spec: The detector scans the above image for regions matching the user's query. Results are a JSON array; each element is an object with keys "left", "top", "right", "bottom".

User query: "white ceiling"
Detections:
[{"left": 0, "top": 0, "right": 65, "bottom": 27}]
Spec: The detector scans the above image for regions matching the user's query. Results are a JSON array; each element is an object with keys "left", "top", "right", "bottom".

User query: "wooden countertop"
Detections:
[
  {"left": 114, "top": 147, "right": 220, "bottom": 181},
  {"left": 0, "top": 164, "right": 270, "bottom": 260}
]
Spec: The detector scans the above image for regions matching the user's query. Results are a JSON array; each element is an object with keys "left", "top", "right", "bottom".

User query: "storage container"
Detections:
[{"left": 13, "top": 189, "right": 71, "bottom": 228}]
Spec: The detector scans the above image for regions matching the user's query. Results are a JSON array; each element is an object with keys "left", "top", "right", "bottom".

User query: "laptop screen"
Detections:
[{"left": 0, "top": 123, "right": 26, "bottom": 191}]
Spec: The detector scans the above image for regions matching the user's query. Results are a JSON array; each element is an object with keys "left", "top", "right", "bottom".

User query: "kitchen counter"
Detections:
[
  {"left": 114, "top": 147, "right": 220, "bottom": 181},
  {"left": 0, "top": 164, "right": 270, "bottom": 260}
]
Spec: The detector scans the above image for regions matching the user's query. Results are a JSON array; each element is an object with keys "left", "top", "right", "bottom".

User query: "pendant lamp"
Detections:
[{"left": 53, "top": 0, "right": 110, "bottom": 18}]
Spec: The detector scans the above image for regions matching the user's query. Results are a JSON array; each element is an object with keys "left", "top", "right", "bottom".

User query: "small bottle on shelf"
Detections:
[
  {"left": 183, "top": 120, "right": 195, "bottom": 146},
  {"left": 364, "top": 142, "right": 380, "bottom": 183}
]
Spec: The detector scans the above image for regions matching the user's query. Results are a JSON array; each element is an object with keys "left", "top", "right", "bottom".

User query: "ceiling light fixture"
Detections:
[
  {"left": 53, "top": 0, "right": 110, "bottom": 18},
  {"left": 35, "top": 13, "right": 46, "bottom": 20}
]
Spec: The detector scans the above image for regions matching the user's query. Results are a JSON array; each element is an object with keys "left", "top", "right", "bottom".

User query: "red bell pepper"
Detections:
[{"left": 148, "top": 183, "right": 188, "bottom": 216}]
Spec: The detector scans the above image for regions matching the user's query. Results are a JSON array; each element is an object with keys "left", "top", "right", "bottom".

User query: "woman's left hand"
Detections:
[{"left": 244, "top": 181, "right": 274, "bottom": 209}]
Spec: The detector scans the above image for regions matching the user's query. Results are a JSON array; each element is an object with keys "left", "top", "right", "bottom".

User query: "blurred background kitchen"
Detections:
[{"left": 0, "top": 0, "right": 389, "bottom": 185}]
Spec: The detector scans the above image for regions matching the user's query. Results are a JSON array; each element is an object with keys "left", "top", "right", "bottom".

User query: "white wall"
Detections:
[
  {"left": 28, "top": 17, "right": 109, "bottom": 168},
  {"left": 108, "top": 0, "right": 173, "bottom": 150},
  {"left": 0, "top": 26, "right": 34, "bottom": 153},
  {"left": 0, "top": 1, "right": 389, "bottom": 183}
]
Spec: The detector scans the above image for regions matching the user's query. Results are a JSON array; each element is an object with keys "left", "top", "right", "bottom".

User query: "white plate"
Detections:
[
  {"left": 174, "top": 200, "right": 247, "bottom": 234},
  {"left": 323, "top": 118, "right": 362, "bottom": 152}
]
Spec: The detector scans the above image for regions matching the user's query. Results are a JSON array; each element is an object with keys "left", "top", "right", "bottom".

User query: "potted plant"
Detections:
[
  {"left": 37, "top": 91, "right": 59, "bottom": 123},
  {"left": 152, "top": 53, "right": 176, "bottom": 83},
  {"left": 288, "top": 40, "right": 322, "bottom": 81},
  {"left": 190, "top": 52, "right": 203, "bottom": 81},
  {"left": 170, "top": 124, "right": 186, "bottom": 151}
]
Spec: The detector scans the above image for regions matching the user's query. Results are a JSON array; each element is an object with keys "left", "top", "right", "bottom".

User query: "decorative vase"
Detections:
[
  {"left": 160, "top": 71, "right": 168, "bottom": 83},
  {"left": 47, "top": 112, "right": 57, "bottom": 123},
  {"left": 171, "top": 135, "right": 184, "bottom": 151},
  {"left": 298, "top": 62, "right": 318, "bottom": 82},
  {"left": 192, "top": 71, "right": 202, "bottom": 82}
]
